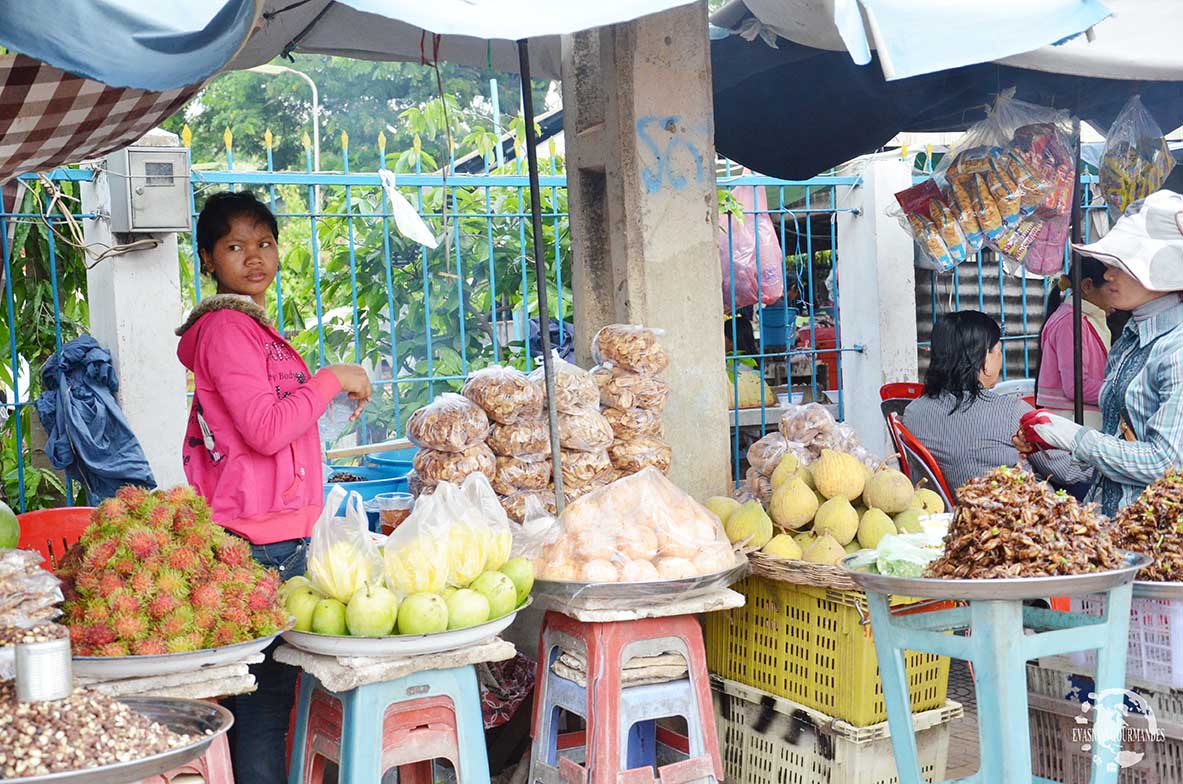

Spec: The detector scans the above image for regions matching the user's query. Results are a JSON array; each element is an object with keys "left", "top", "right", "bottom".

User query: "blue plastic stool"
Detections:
[
  {"left": 864, "top": 584, "right": 1134, "bottom": 784},
  {"left": 287, "top": 665, "right": 490, "bottom": 784}
]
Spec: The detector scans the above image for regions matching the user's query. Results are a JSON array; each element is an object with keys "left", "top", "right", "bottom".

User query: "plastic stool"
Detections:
[
  {"left": 864, "top": 584, "right": 1134, "bottom": 784},
  {"left": 142, "top": 731, "right": 234, "bottom": 783},
  {"left": 287, "top": 665, "right": 490, "bottom": 784},
  {"left": 529, "top": 611, "right": 722, "bottom": 784}
]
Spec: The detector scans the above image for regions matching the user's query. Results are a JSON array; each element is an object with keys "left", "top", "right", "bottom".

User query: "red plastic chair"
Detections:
[
  {"left": 879, "top": 382, "right": 925, "bottom": 402},
  {"left": 887, "top": 413, "right": 956, "bottom": 510},
  {"left": 880, "top": 383, "right": 924, "bottom": 465},
  {"left": 16, "top": 507, "right": 95, "bottom": 569}
]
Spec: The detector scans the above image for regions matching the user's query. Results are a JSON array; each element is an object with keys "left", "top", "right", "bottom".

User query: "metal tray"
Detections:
[
  {"left": 281, "top": 599, "right": 531, "bottom": 658},
  {"left": 73, "top": 624, "right": 291, "bottom": 679},
  {"left": 5, "top": 696, "right": 232, "bottom": 784},
  {"left": 1132, "top": 580, "right": 1183, "bottom": 600},
  {"left": 841, "top": 551, "right": 1152, "bottom": 601},
  {"left": 533, "top": 559, "right": 749, "bottom": 604}
]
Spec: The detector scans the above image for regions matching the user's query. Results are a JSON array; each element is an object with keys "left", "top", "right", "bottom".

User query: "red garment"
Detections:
[{"left": 176, "top": 295, "right": 341, "bottom": 544}]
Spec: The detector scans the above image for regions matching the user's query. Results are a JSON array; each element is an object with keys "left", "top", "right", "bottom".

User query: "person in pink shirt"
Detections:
[
  {"left": 176, "top": 191, "right": 370, "bottom": 783},
  {"left": 1036, "top": 258, "right": 1113, "bottom": 429}
]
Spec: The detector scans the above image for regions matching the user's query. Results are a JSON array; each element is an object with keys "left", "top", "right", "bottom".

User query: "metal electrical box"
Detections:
[{"left": 105, "top": 147, "right": 191, "bottom": 233}]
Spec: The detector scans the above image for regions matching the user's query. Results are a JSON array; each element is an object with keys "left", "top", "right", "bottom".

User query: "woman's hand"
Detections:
[
  {"left": 327, "top": 364, "right": 372, "bottom": 420},
  {"left": 1012, "top": 431, "right": 1036, "bottom": 456}
]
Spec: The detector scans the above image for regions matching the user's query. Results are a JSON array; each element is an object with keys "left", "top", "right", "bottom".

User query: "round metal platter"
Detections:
[
  {"left": 533, "top": 559, "right": 750, "bottom": 604},
  {"left": 4, "top": 697, "right": 232, "bottom": 784},
  {"left": 72, "top": 624, "right": 291, "bottom": 679},
  {"left": 281, "top": 598, "right": 531, "bottom": 657},
  {"left": 1132, "top": 580, "right": 1183, "bottom": 600},
  {"left": 840, "top": 551, "right": 1152, "bottom": 601}
]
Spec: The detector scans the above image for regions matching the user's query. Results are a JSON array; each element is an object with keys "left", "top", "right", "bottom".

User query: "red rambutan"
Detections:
[
  {"left": 64, "top": 602, "right": 87, "bottom": 627},
  {"left": 147, "top": 593, "right": 180, "bottom": 621},
  {"left": 159, "top": 607, "right": 194, "bottom": 638},
  {"left": 94, "top": 497, "right": 128, "bottom": 525},
  {"left": 95, "top": 641, "right": 130, "bottom": 657},
  {"left": 191, "top": 583, "right": 222, "bottom": 610},
  {"left": 112, "top": 613, "right": 149, "bottom": 642},
  {"left": 180, "top": 530, "right": 212, "bottom": 552},
  {"left": 97, "top": 572, "right": 125, "bottom": 598},
  {"left": 81, "top": 599, "right": 112, "bottom": 624},
  {"left": 132, "top": 638, "right": 169, "bottom": 656},
  {"left": 163, "top": 485, "right": 197, "bottom": 505},
  {"left": 166, "top": 631, "right": 204, "bottom": 654},
  {"left": 165, "top": 546, "right": 204, "bottom": 572},
  {"left": 83, "top": 539, "right": 119, "bottom": 572},
  {"left": 207, "top": 564, "right": 233, "bottom": 583},
  {"left": 127, "top": 568, "right": 157, "bottom": 598},
  {"left": 215, "top": 538, "right": 252, "bottom": 568},
  {"left": 210, "top": 625, "right": 240, "bottom": 648},
  {"left": 155, "top": 568, "right": 190, "bottom": 601},
  {"left": 126, "top": 527, "right": 160, "bottom": 559},
  {"left": 246, "top": 586, "right": 277, "bottom": 612},
  {"left": 109, "top": 554, "right": 137, "bottom": 577},
  {"left": 193, "top": 608, "right": 219, "bottom": 631},
  {"left": 108, "top": 590, "right": 141, "bottom": 616},
  {"left": 222, "top": 604, "right": 251, "bottom": 630},
  {"left": 148, "top": 504, "right": 175, "bottom": 529},
  {"left": 82, "top": 623, "right": 117, "bottom": 647},
  {"left": 74, "top": 571, "right": 101, "bottom": 596},
  {"left": 172, "top": 506, "right": 198, "bottom": 534},
  {"left": 115, "top": 485, "right": 150, "bottom": 508}
]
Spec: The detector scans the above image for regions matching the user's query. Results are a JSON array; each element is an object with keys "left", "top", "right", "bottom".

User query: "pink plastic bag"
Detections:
[{"left": 719, "top": 180, "right": 785, "bottom": 309}]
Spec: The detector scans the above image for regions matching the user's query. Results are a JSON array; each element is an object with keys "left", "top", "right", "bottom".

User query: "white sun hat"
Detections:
[{"left": 1072, "top": 190, "right": 1183, "bottom": 292}]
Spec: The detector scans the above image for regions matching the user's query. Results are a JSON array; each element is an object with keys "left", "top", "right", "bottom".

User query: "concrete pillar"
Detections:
[
  {"left": 836, "top": 154, "right": 918, "bottom": 458},
  {"left": 562, "top": 1, "right": 732, "bottom": 498},
  {"left": 81, "top": 133, "right": 189, "bottom": 488}
]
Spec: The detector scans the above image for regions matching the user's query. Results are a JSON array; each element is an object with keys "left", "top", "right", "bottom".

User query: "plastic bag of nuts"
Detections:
[
  {"left": 492, "top": 455, "right": 552, "bottom": 496},
  {"left": 564, "top": 471, "right": 620, "bottom": 504},
  {"left": 487, "top": 418, "right": 551, "bottom": 458},
  {"left": 560, "top": 448, "right": 613, "bottom": 488},
  {"left": 603, "top": 406, "right": 663, "bottom": 440},
  {"left": 746, "top": 432, "right": 786, "bottom": 476},
  {"left": 592, "top": 364, "right": 670, "bottom": 412},
  {"left": 413, "top": 443, "right": 497, "bottom": 487},
  {"left": 558, "top": 409, "right": 614, "bottom": 452},
  {"left": 529, "top": 354, "right": 600, "bottom": 413},
  {"left": 592, "top": 324, "right": 669, "bottom": 375},
  {"left": 501, "top": 490, "right": 558, "bottom": 523},
  {"left": 778, "top": 402, "right": 836, "bottom": 444},
  {"left": 462, "top": 365, "right": 543, "bottom": 424},
  {"left": 608, "top": 436, "right": 673, "bottom": 475},
  {"left": 407, "top": 393, "right": 491, "bottom": 452}
]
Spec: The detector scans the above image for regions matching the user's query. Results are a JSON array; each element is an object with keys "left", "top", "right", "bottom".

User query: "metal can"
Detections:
[{"left": 15, "top": 638, "right": 73, "bottom": 702}]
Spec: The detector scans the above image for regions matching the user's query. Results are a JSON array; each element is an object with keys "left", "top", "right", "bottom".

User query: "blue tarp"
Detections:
[
  {"left": 711, "top": 33, "right": 1183, "bottom": 180},
  {"left": 0, "top": 1, "right": 258, "bottom": 91},
  {"left": 34, "top": 336, "right": 155, "bottom": 503}
]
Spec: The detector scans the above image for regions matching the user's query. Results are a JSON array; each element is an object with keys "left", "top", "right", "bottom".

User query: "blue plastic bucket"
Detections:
[
  {"left": 761, "top": 302, "right": 798, "bottom": 350},
  {"left": 322, "top": 464, "right": 413, "bottom": 526}
]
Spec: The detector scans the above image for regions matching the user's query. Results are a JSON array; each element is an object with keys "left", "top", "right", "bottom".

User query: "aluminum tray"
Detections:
[
  {"left": 73, "top": 624, "right": 291, "bottom": 680},
  {"left": 533, "top": 559, "right": 749, "bottom": 604},
  {"left": 281, "top": 598, "right": 531, "bottom": 658},
  {"left": 5, "top": 696, "right": 232, "bottom": 784},
  {"left": 1132, "top": 580, "right": 1183, "bottom": 600},
  {"left": 841, "top": 551, "right": 1152, "bottom": 601}
]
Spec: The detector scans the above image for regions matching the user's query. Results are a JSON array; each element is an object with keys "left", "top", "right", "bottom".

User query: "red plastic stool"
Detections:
[
  {"left": 141, "top": 730, "right": 234, "bottom": 783},
  {"left": 15, "top": 506, "right": 94, "bottom": 568},
  {"left": 530, "top": 611, "right": 723, "bottom": 784}
]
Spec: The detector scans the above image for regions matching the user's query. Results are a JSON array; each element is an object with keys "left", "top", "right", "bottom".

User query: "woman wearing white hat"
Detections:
[{"left": 1019, "top": 190, "right": 1183, "bottom": 516}]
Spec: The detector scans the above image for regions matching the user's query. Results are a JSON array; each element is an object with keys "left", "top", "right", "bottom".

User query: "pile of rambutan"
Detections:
[{"left": 57, "top": 485, "right": 290, "bottom": 657}]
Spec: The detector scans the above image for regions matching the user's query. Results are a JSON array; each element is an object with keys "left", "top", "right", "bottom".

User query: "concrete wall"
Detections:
[{"left": 563, "top": 2, "right": 732, "bottom": 498}]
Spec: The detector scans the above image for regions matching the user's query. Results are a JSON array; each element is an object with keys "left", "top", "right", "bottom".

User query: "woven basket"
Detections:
[{"left": 747, "top": 550, "right": 859, "bottom": 591}]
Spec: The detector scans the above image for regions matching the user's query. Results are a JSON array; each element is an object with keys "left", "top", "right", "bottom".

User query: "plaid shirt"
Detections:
[{"left": 1075, "top": 296, "right": 1183, "bottom": 515}]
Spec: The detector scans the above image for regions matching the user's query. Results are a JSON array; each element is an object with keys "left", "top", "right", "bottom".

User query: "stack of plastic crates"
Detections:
[
  {"left": 1066, "top": 593, "right": 1183, "bottom": 689},
  {"left": 1027, "top": 659, "right": 1183, "bottom": 783},
  {"left": 704, "top": 577, "right": 951, "bottom": 727},
  {"left": 712, "top": 675, "right": 963, "bottom": 784}
]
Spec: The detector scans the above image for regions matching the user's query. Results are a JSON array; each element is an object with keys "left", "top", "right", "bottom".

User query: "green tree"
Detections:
[{"left": 163, "top": 56, "right": 549, "bottom": 171}]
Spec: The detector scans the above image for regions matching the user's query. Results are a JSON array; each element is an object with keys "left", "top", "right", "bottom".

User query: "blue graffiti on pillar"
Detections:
[{"left": 637, "top": 115, "right": 706, "bottom": 194}]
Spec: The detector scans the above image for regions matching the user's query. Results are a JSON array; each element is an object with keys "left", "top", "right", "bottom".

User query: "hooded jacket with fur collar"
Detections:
[{"left": 177, "top": 295, "right": 341, "bottom": 544}]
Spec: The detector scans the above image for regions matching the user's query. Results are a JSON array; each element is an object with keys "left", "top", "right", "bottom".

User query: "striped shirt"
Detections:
[
  {"left": 1075, "top": 295, "right": 1183, "bottom": 515},
  {"left": 904, "top": 390, "right": 1092, "bottom": 497}
]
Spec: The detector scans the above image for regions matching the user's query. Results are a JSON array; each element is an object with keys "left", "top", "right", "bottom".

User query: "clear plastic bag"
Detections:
[
  {"left": 307, "top": 484, "right": 384, "bottom": 603},
  {"left": 413, "top": 443, "right": 496, "bottom": 488},
  {"left": 742, "top": 466, "right": 772, "bottom": 504},
  {"left": 592, "top": 325, "right": 669, "bottom": 376},
  {"left": 778, "top": 402, "right": 836, "bottom": 444},
  {"left": 1100, "top": 95, "right": 1175, "bottom": 221},
  {"left": 592, "top": 364, "right": 670, "bottom": 412},
  {"left": 487, "top": 418, "right": 550, "bottom": 459},
  {"left": 874, "top": 529, "right": 947, "bottom": 577},
  {"left": 891, "top": 180, "right": 967, "bottom": 272},
  {"left": 493, "top": 455, "right": 552, "bottom": 496},
  {"left": 746, "top": 432, "right": 786, "bottom": 476},
  {"left": 559, "top": 448, "right": 613, "bottom": 488},
  {"left": 406, "top": 392, "right": 491, "bottom": 452},
  {"left": 318, "top": 393, "right": 355, "bottom": 446},
  {"left": 603, "top": 406, "right": 663, "bottom": 441},
  {"left": 462, "top": 365, "right": 543, "bottom": 424},
  {"left": 608, "top": 436, "right": 672, "bottom": 475},
  {"left": 558, "top": 409, "right": 614, "bottom": 452},
  {"left": 502, "top": 490, "right": 559, "bottom": 525},
  {"left": 534, "top": 467, "right": 737, "bottom": 583},
  {"left": 718, "top": 180, "right": 786, "bottom": 309},
  {"left": 0, "top": 550, "right": 63, "bottom": 627},
  {"left": 384, "top": 486, "right": 451, "bottom": 596},
  {"left": 529, "top": 353, "right": 600, "bottom": 413}
]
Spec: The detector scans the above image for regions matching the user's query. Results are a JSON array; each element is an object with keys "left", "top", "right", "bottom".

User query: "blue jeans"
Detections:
[{"left": 225, "top": 538, "right": 308, "bottom": 784}]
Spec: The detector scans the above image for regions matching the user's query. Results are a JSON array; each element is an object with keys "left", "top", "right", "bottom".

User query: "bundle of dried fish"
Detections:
[
  {"left": 1113, "top": 471, "right": 1183, "bottom": 581},
  {"left": 926, "top": 466, "right": 1123, "bottom": 579}
]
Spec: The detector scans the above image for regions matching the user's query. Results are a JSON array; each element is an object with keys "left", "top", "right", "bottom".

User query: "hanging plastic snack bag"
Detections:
[
  {"left": 892, "top": 180, "right": 961, "bottom": 271},
  {"left": 307, "top": 484, "right": 384, "bottom": 604},
  {"left": 384, "top": 486, "right": 451, "bottom": 596},
  {"left": 1100, "top": 95, "right": 1175, "bottom": 220}
]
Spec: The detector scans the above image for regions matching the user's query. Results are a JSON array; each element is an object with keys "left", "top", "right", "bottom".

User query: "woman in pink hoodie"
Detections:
[{"left": 177, "top": 191, "right": 370, "bottom": 782}]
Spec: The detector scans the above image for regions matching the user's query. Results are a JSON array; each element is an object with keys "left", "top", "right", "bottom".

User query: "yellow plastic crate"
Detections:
[{"left": 705, "top": 577, "right": 950, "bottom": 726}]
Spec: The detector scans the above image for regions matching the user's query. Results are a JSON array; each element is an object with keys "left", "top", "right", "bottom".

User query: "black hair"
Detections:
[
  {"left": 923, "top": 310, "right": 1002, "bottom": 412},
  {"left": 195, "top": 191, "right": 279, "bottom": 262},
  {"left": 1045, "top": 257, "right": 1108, "bottom": 318}
]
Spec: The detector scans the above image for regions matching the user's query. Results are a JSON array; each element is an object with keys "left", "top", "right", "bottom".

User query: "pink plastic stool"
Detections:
[{"left": 141, "top": 731, "right": 234, "bottom": 783}]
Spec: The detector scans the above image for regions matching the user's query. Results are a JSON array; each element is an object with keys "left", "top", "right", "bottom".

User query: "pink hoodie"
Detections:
[{"left": 176, "top": 295, "right": 341, "bottom": 544}]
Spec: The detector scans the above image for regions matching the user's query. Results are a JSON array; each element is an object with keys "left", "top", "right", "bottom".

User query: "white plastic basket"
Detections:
[
  {"left": 711, "top": 676, "right": 962, "bottom": 784},
  {"left": 1068, "top": 595, "right": 1183, "bottom": 690}
]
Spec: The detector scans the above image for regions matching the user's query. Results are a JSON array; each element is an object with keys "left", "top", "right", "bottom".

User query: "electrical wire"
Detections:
[{"left": 30, "top": 173, "right": 160, "bottom": 269}]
